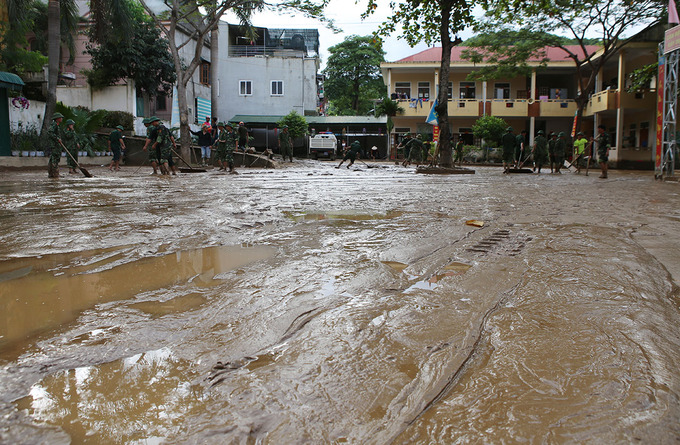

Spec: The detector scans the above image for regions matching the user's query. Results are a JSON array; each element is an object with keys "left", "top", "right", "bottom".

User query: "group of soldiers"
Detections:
[
  {"left": 46, "top": 112, "right": 126, "bottom": 178},
  {"left": 501, "top": 125, "right": 611, "bottom": 178}
]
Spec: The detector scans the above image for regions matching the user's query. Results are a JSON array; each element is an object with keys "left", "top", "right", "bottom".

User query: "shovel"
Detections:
[
  {"left": 60, "top": 141, "right": 93, "bottom": 178},
  {"left": 171, "top": 147, "right": 207, "bottom": 173}
]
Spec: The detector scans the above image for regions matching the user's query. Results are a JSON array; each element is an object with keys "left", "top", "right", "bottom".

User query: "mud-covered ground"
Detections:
[{"left": 1, "top": 160, "right": 680, "bottom": 444}]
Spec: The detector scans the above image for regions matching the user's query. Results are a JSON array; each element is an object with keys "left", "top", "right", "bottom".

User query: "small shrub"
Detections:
[
  {"left": 10, "top": 125, "right": 41, "bottom": 152},
  {"left": 101, "top": 110, "right": 135, "bottom": 130}
]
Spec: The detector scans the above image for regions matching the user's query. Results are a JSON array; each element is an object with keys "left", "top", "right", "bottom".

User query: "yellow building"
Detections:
[{"left": 381, "top": 26, "right": 661, "bottom": 168}]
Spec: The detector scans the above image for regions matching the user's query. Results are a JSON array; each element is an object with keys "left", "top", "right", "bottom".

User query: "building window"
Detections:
[
  {"left": 460, "top": 82, "right": 475, "bottom": 99},
  {"left": 239, "top": 80, "right": 252, "bottom": 96},
  {"left": 395, "top": 82, "right": 411, "bottom": 99},
  {"left": 156, "top": 92, "right": 167, "bottom": 111},
  {"left": 447, "top": 81, "right": 453, "bottom": 100},
  {"left": 200, "top": 61, "right": 210, "bottom": 85},
  {"left": 494, "top": 83, "right": 510, "bottom": 99},
  {"left": 271, "top": 80, "right": 284, "bottom": 96},
  {"left": 418, "top": 82, "right": 430, "bottom": 100}
]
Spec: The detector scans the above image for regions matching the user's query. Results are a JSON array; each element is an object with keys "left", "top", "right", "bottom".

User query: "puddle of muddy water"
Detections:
[
  {"left": 0, "top": 245, "right": 275, "bottom": 358},
  {"left": 15, "top": 347, "right": 208, "bottom": 443}
]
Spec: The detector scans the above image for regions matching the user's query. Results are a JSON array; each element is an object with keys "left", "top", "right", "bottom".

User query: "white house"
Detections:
[{"left": 214, "top": 23, "right": 321, "bottom": 121}]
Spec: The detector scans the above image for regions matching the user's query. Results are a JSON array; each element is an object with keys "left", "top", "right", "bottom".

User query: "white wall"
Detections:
[{"left": 215, "top": 22, "right": 319, "bottom": 121}]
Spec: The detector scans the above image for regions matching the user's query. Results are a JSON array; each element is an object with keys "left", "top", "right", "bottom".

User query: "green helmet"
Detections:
[
  {"left": 65, "top": 119, "right": 75, "bottom": 125},
  {"left": 142, "top": 118, "right": 151, "bottom": 124},
  {"left": 217, "top": 121, "right": 225, "bottom": 127},
  {"left": 149, "top": 116, "right": 161, "bottom": 123},
  {"left": 416, "top": 134, "right": 422, "bottom": 139},
  {"left": 281, "top": 124, "right": 288, "bottom": 129},
  {"left": 558, "top": 131, "right": 565, "bottom": 137},
  {"left": 52, "top": 112, "right": 64, "bottom": 120},
  {"left": 116, "top": 125, "right": 124, "bottom": 130},
  {"left": 537, "top": 130, "right": 544, "bottom": 135},
  {"left": 577, "top": 131, "right": 584, "bottom": 136},
  {"left": 506, "top": 126, "right": 513, "bottom": 132},
  {"left": 225, "top": 122, "right": 234, "bottom": 128}
]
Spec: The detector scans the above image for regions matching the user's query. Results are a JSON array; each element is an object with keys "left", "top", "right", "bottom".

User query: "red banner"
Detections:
[
  {"left": 656, "top": 56, "right": 665, "bottom": 172},
  {"left": 433, "top": 126, "right": 440, "bottom": 142},
  {"left": 570, "top": 110, "right": 578, "bottom": 138}
]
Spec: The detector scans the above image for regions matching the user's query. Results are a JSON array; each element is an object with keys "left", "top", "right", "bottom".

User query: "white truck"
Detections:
[{"left": 308, "top": 132, "right": 337, "bottom": 160}]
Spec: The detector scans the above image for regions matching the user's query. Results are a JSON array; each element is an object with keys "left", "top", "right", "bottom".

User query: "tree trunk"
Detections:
[
  {"left": 41, "top": 0, "right": 60, "bottom": 143},
  {"left": 210, "top": 23, "right": 219, "bottom": 122},
  {"left": 177, "top": 78, "right": 192, "bottom": 161},
  {"left": 435, "top": 1, "right": 455, "bottom": 168}
]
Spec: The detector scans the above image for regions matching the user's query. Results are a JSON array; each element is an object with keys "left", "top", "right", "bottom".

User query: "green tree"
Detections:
[
  {"left": 41, "top": 0, "right": 80, "bottom": 145},
  {"left": 470, "top": 0, "right": 663, "bottom": 132},
  {"left": 84, "top": 4, "right": 176, "bottom": 95},
  {"left": 364, "top": 0, "right": 475, "bottom": 168},
  {"left": 322, "top": 35, "right": 385, "bottom": 115},
  {"left": 472, "top": 115, "right": 507, "bottom": 146},
  {"left": 278, "top": 110, "right": 307, "bottom": 139},
  {"left": 374, "top": 96, "right": 404, "bottom": 135},
  {"left": 0, "top": 0, "right": 48, "bottom": 73}
]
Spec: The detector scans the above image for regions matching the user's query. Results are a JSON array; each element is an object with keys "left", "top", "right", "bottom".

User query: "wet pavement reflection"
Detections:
[{"left": 1, "top": 161, "right": 680, "bottom": 443}]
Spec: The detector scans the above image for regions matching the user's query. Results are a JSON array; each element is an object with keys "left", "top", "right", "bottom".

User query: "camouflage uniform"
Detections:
[
  {"left": 454, "top": 140, "right": 464, "bottom": 164},
  {"left": 224, "top": 128, "right": 237, "bottom": 164},
  {"left": 501, "top": 130, "right": 517, "bottom": 163},
  {"left": 554, "top": 133, "right": 566, "bottom": 170},
  {"left": 155, "top": 124, "right": 173, "bottom": 163},
  {"left": 533, "top": 134, "right": 548, "bottom": 167},
  {"left": 279, "top": 129, "right": 293, "bottom": 160},
  {"left": 406, "top": 137, "right": 424, "bottom": 163},
  {"left": 47, "top": 120, "right": 63, "bottom": 173},
  {"left": 63, "top": 126, "right": 78, "bottom": 169},
  {"left": 596, "top": 131, "right": 610, "bottom": 163},
  {"left": 215, "top": 128, "right": 228, "bottom": 162},
  {"left": 146, "top": 125, "right": 159, "bottom": 164}
]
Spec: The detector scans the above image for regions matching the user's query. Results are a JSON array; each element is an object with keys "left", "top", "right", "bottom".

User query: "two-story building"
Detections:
[
  {"left": 381, "top": 25, "right": 661, "bottom": 168},
  {"left": 214, "top": 23, "right": 321, "bottom": 121}
]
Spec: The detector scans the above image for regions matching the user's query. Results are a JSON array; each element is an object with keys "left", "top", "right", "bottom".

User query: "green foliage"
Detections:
[
  {"left": 0, "top": 0, "right": 47, "bottom": 73},
  {"left": 363, "top": 0, "right": 473, "bottom": 48},
  {"left": 278, "top": 111, "right": 308, "bottom": 139},
  {"left": 10, "top": 124, "right": 41, "bottom": 153},
  {"left": 322, "top": 35, "right": 386, "bottom": 115},
  {"left": 101, "top": 110, "right": 135, "bottom": 130},
  {"left": 472, "top": 115, "right": 508, "bottom": 146},
  {"left": 374, "top": 97, "right": 404, "bottom": 134},
  {"left": 462, "top": 29, "right": 559, "bottom": 81},
  {"left": 85, "top": 17, "right": 176, "bottom": 94},
  {"left": 627, "top": 62, "right": 658, "bottom": 92},
  {"left": 55, "top": 102, "right": 107, "bottom": 154}
]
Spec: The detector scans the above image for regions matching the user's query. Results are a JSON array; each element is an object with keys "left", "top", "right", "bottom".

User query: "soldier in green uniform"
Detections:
[
  {"left": 278, "top": 125, "right": 293, "bottom": 162},
  {"left": 213, "top": 122, "right": 227, "bottom": 170},
  {"left": 501, "top": 127, "right": 517, "bottom": 173},
  {"left": 516, "top": 129, "right": 527, "bottom": 167},
  {"left": 553, "top": 132, "right": 567, "bottom": 174},
  {"left": 532, "top": 130, "right": 548, "bottom": 174},
  {"left": 47, "top": 112, "right": 64, "bottom": 178},
  {"left": 63, "top": 119, "right": 80, "bottom": 174},
  {"left": 142, "top": 117, "right": 160, "bottom": 174},
  {"left": 454, "top": 137, "right": 465, "bottom": 166},
  {"left": 547, "top": 132, "right": 557, "bottom": 173},
  {"left": 150, "top": 117, "right": 173, "bottom": 175},
  {"left": 223, "top": 122, "right": 237, "bottom": 173},
  {"left": 403, "top": 134, "right": 424, "bottom": 166},
  {"left": 397, "top": 133, "right": 412, "bottom": 161},
  {"left": 336, "top": 140, "right": 362, "bottom": 169},
  {"left": 592, "top": 124, "right": 610, "bottom": 179},
  {"left": 108, "top": 125, "right": 126, "bottom": 172}
]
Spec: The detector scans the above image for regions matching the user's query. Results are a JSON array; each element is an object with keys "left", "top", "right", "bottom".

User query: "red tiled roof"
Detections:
[{"left": 395, "top": 45, "right": 600, "bottom": 63}]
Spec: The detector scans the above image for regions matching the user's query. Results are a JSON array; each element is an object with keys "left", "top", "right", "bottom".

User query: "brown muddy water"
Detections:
[{"left": 1, "top": 161, "right": 680, "bottom": 444}]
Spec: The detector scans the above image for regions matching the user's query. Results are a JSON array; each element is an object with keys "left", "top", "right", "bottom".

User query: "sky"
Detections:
[{"left": 222, "top": 0, "right": 479, "bottom": 69}]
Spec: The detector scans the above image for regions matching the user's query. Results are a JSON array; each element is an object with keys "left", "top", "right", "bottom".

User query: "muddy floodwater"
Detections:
[{"left": 1, "top": 161, "right": 680, "bottom": 444}]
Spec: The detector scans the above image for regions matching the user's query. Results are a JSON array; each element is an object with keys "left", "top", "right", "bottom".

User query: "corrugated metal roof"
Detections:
[
  {"left": 0, "top": 72, "right": 25, "bottom": 91},
  {"left": 230, "top": 115, "right": 388, "bottom": 125}
]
